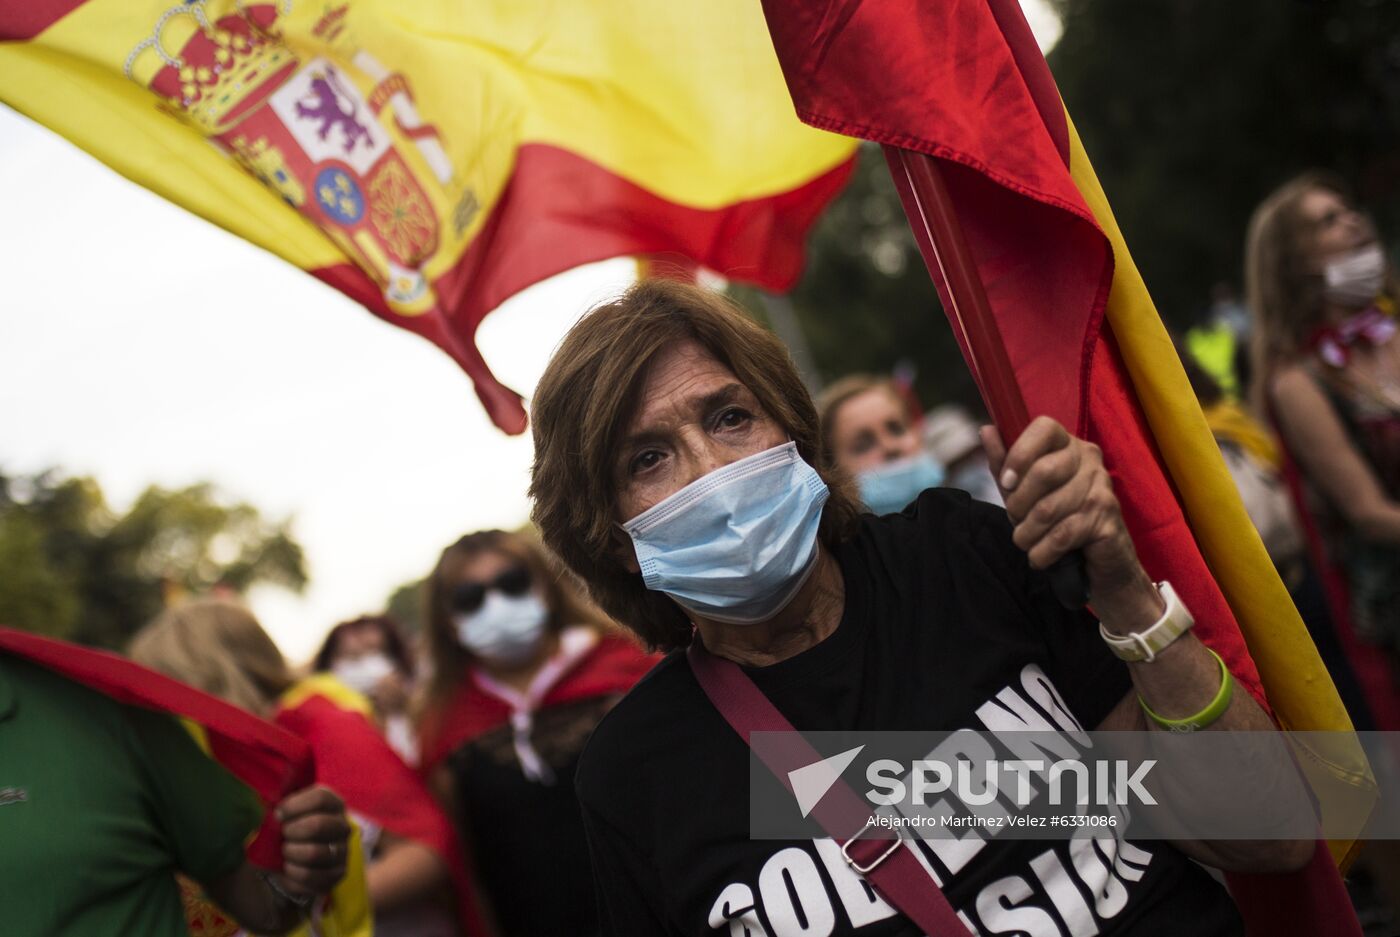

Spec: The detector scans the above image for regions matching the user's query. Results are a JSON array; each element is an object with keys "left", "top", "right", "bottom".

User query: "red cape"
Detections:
[
  {"left": 418, "top": 631, "right": 658, "bottom": 776},
  {"left": 1276, "top": 440, "right": 1400, "bottom": 731},
  {"left": 274, "top": 683, "right": 489, "bottom": 936},
  {"left": 0, "top": 626, "right": 311, "bottom": 868}
]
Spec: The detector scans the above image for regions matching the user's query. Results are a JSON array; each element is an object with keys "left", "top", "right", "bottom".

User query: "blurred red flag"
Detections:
[
  {"left": 275, "top": 676, "right": 488, "bottom": 935},
  {"left": 0, "top": 626, "right": 310, "bottom": 867}
]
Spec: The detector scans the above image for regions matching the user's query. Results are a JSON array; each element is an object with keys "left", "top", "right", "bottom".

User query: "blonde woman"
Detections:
[
  {"left": 131, "top": 600, "right": 479, "bottom": 937},
  {"left": 416, "top": 529, "right": 656, "bottom": 937},
  {"left": 1247, "top": 172, "right": 1400, "bottom": 723}
]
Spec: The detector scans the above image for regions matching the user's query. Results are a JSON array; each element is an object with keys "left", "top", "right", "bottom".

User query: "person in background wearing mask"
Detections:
[
  {"left": 314, "top": 614, "right": 420, "bottom": 764},
  {"left": 527, "top": 279, "right": 1313, "bottom": 936},
  {"left": 1247, "top": 172, "right": 1400, "bottom": 697},
  {"left": 1180, "top": 344, "right": 1375, "bottom": 731},
  {"left": 816, "top": 373, "right": 947, "bottom": 514},
  {"left": 417, "top": 529, "right": 656, "bottom": 937},
  {"left": 922, "top": 403, "right": 1005, "bottom": 505},
  {"left": 1247, "top": 168, "right": 1400, "bottom": 937},
  {"left": 131, "top": 600, "right": 476, "bottom": 937}
]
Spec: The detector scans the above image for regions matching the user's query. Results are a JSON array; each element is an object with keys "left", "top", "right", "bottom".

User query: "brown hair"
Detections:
[
  {"left": 816, "top": 374, "right": 909, "bottom": 467},
  {"left": 421, "top": 528, "right": 610, "bottom": 709},
  {"left": 129, "top": 599, "right": 293, "bottom": 715},
  {"left": 1245, "top": 171, "right": 1396, "bottom": 411},
  {"left": 312, "top": 614, "right": 413, "bottom": 676},
  {"left": 529, "top": 278, "right": 862, "bottom": 650}
]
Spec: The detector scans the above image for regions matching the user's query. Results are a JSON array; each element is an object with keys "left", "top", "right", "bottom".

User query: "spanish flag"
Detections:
[
  {"left": 275, "top": 673, "right": 489, "bottom": 936},
  {"left": 0, "top": 1, "right": 856, "bottom": 434},
  {"left": 0, "top": 626, "right": 371, "bottom": 936},
  {"left": 759, "top": 0, "right": 1370, "bottom": 933}
]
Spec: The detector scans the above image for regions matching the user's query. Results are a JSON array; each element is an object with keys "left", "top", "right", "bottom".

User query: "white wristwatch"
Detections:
[{"left": 1098, "top": 581, "right": 1194, "bottom": 662}]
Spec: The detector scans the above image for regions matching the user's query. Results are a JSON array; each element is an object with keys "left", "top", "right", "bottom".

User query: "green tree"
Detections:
[
  {"left": 385, "top": 578, "right": 425, "bottom": 635},
  {"left": 1048, "top": 0, "right": 1400, "bottom": 326},
  {"left": 730, "top": 2, "right": 1400, "bottom": 408},
  {"left": 733, "top": 145, "right": 983, "bottom": 414},
  {"left": 0, "top": 469, "right": 307, "bottom": 648}
]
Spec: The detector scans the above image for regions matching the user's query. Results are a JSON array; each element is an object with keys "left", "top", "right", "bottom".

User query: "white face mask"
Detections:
[
  {"left": 1323, "top": 244, "right": 1386, "bottom": 308},
  {"left": 453, "top": 592, "right": 550, "bottom": 666},
  {"left": 332, "top": 653, "right": 395, "bottom": 696}
]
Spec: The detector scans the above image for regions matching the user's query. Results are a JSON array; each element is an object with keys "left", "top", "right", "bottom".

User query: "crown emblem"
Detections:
[
  {"left": 229, "top": 134, "right": 305, "bottom": 206},
  {"left": 126, "top": 2, "right": 298, "bottom": 136}
]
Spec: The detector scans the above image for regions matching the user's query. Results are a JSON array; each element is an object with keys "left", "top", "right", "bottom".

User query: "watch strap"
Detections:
[{"left": 1098, "top": 581, "right": 1194, "bottom": 662}]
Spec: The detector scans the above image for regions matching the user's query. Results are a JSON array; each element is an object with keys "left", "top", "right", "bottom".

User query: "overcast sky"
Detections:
[{"left": 0, "top": 3, "right": 1060, "bottom": 663}]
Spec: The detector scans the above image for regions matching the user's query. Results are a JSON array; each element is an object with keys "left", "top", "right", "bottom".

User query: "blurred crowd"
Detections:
[{"left": 1, "top": 168, "right": 1397, "bottom": 937}]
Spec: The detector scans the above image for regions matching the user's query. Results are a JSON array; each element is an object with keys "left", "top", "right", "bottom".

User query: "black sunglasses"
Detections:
[{"left": 448, "top": 565, "right": 533, "bottom": 615}]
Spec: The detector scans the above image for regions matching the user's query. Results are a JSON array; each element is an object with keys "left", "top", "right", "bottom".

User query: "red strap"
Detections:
[{"left": 687, "top": 643, "right": 967, "bottom": 934}]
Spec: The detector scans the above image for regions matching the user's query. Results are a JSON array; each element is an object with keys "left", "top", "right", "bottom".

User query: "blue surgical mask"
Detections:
[
  {"left": 621, "top": 441, "right": 829, "bottom": 624},
  {"left": 857, "top": 452, "right": 945, "bottom": 515},
  {"left": 453, "top": 593, "right": 549, "bottom": 665}
]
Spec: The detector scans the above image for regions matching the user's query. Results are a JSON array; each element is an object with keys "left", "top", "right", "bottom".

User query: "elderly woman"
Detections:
[{"left": 528, "top": 279, "right": 1309, "bottom": 936}]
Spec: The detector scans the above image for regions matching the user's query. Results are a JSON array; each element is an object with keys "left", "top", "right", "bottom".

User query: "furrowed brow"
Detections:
[
  {"left": 695, "top": 383, "right": 743, "bottom": 418},
  {"left": 618, "top": 383, "right": 746, "bottom": 452}
]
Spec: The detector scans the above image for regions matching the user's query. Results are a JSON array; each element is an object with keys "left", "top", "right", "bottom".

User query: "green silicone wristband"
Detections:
[{"left": 1138, "top": 648, "right": 1233, "bottom": 732}]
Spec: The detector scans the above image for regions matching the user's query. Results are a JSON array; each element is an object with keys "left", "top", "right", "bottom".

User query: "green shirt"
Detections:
[{"left": 0, "top": 654, "right": 262, "bottom": 936}]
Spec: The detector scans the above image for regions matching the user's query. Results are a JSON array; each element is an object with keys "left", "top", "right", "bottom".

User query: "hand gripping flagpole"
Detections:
[{"left": 884, "top": 145, "right": 1089, "bottom": 608}]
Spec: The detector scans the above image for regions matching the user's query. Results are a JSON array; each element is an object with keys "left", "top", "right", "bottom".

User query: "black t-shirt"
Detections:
[
  {"left": 575, "top": 489, "right": 1243, "bottom": 936},
  {"left": 450, "top": 694, "right": 619, "bottom": 937}
]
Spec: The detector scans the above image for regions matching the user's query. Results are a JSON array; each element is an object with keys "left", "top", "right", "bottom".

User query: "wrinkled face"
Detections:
[
  {"left": 612, "top": 339, "right": 788, "bottom": 524},
  {"left": 331, "top": 624, "right": 387, "bottom": 665},
  {"left": 1299, "top": 187, "right": 1376, "bottom": 270},
  {"left": 830, "top": 387, "right": 919, "bottom": 474}
]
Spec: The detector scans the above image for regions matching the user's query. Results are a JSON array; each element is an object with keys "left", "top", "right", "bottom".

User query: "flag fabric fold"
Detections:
[
  {"left": 760, "top": 0, "right": 1369, "bottom": 933},
  {"left": 274, "top": 673, "right": 490, "bottom": 936},
  {"left": 0, "top": 0, "right": 856, "bottom": 433},
  {"left": 0, "top": 627, "right": 372, "bottom": 936},
  {"left": 0, "top": 626, "right": 309, "bottom": 866}
]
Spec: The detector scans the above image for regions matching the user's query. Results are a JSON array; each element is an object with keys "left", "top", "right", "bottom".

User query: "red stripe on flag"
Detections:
[
  {"left": 275, "top": 693, "right": 489, "bottom": 935},
  {"left": 764, "top": 1, "right": 1106, "bottom": 436},
  {"left": 1087, "top": 331, "right": 1266, "bottom": 702},
  {"left": 311, "top": 142, "right": 855, "bottom": 434},
  {"left": 0, "top": 0, "right": 91, "bottom": 40},
  {"left": 985, "top": 0, "right": 1070, "bottom": 165},
  {"left": 1279, "top": 446, "right": 1400, "bottom": 730},
  {"left": 0, "top": 627, "right": 312, "bottom": 867},
  {"left": 760, "top": 1, "right": 1363, "bottom": 931}
]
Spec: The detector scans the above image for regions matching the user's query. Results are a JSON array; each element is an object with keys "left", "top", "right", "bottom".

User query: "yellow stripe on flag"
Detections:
[
  {"left": 0, "top": 0, "right": 853, "bottom": 282},
  {"left": 278, "top": 673, "right": 376, "bottom": 718},
  {"left": 1065, "top": 114, "right": 1375, "bottom": 865}
]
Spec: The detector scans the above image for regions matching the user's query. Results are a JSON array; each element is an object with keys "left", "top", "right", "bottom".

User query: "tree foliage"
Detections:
[
  {"left": 385, "top": 578, "right": 425, "bottom": 635},
  {"left": 1048, "top": 0, "right": 1400, "bottom": 325},
  {"left": 0, "top": 469, "right": 307, "bottom": 648},
  {"left": 732, "top": 146, "right": 982, "bottom": 413},
  {"left": 733, "top": 0, "right": 1400, "bottom": 408}
]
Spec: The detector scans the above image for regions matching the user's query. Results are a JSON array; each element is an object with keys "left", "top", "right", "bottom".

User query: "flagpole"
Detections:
[{"left": 884, "top": 145, "right": 1088, "bottom": 607}]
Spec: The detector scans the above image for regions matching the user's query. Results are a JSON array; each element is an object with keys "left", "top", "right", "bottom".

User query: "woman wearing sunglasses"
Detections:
[{"left": 417, "top": 529, "right": 657, "bottom": 937}]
